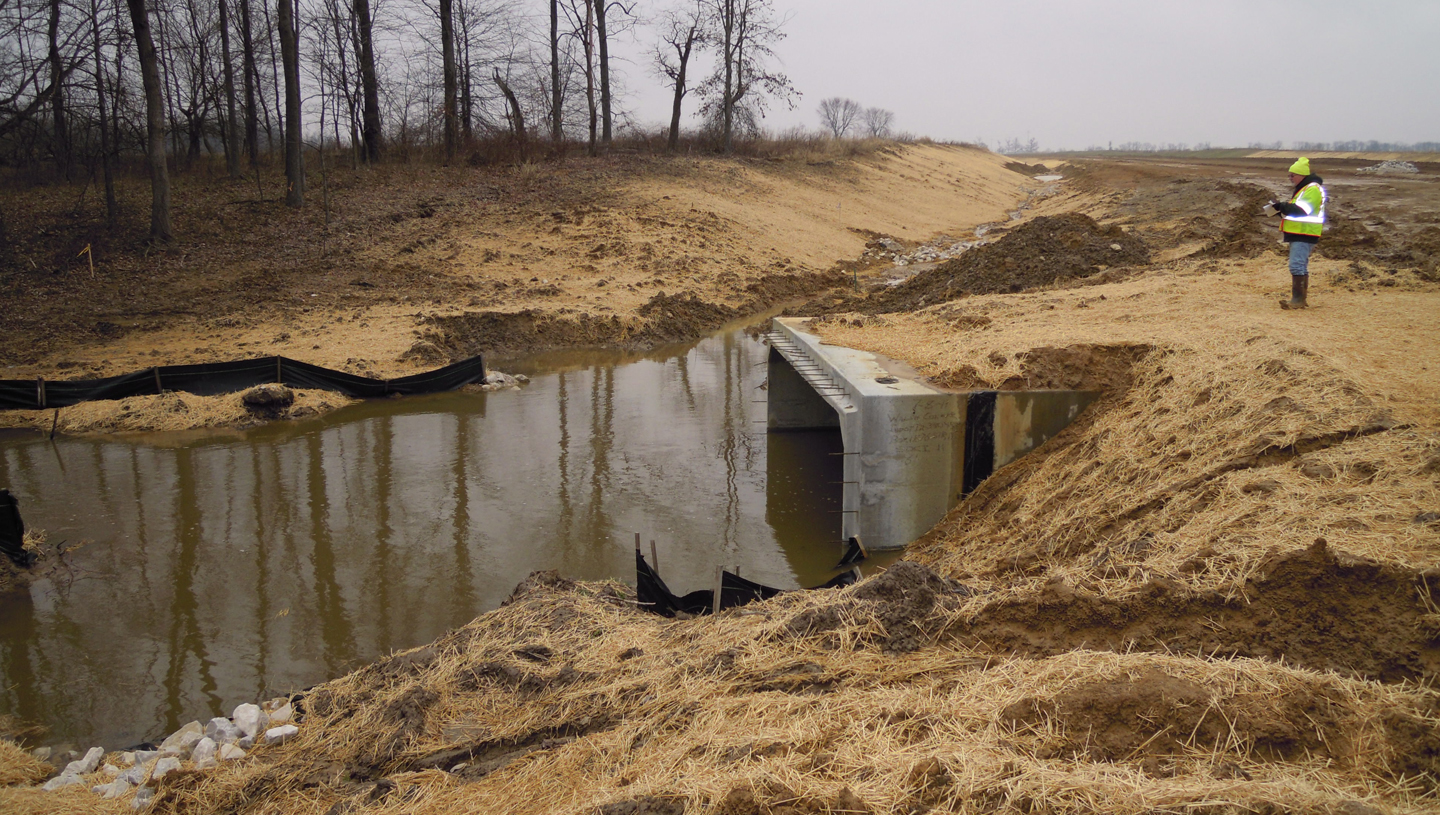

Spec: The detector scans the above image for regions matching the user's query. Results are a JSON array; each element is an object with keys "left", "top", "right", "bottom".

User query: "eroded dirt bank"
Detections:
[
  {"left": 0, "top": 143, "right": 1024, "bottom": 432},
  {"left": 3, "top": 154, "right": 1440, "bottom": 814}
]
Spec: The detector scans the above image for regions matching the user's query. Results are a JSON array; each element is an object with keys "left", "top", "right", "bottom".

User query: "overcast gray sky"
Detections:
[{"left": 615, "top": 0, "right": 1440, "bottom": 149}]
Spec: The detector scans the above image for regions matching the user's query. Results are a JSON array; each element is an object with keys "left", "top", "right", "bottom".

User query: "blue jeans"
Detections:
[{"left": 1288, "top": 240, "right": 1314, "bottom": 276}]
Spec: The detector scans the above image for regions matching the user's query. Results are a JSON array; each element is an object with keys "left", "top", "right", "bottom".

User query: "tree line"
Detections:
[
  {"left": 0, "top": 0, "right": 798, "bottom": 242},
  {"left": 814, "top": 97, "right": 891, "bottom": 140}
]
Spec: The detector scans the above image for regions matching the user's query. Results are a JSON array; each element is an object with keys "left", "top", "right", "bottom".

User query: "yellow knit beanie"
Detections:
[{"left": 1288, "top": 157, "right": 1311, "bottom": 176}]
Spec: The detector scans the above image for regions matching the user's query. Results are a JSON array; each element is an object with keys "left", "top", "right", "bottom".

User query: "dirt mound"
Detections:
[
  {"left": 636, "top": 293, "right": 742, "bottom": 343},
  {"left": 852, "top": 213, "right": 1149, "bottom": 314},
  {"left": 741, "top": 269, "right": 848, "bottom": 303},
  {"left": 958, "top": 540, "right": 1440, "bottom": 683},
  {"left": 1316, "top": 216, "right": 1389, "bottom": 260},
  {"left": 1000, "top": 666, "right": 1439, "bottom": 780},
  {"left": 1194, "top": 182, "right": 1276, "bottom": 259},
  {"left": 784, "top": 561, "right": 972, "bottom": 653},
  {"left": 928, "top": 343, "right": 1152, "bottom": 392},
  {"left": 1003, "top": 161, "right": 1049, "bottom": 176},
  {"left": 425, "top": 271, "right": 847, "bottom": 356}
]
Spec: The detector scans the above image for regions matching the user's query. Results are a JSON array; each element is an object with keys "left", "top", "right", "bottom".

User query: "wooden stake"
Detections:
[
  {"left": 649, "top": 540, "right": 659, "bottom": 573},
  {"left": 634, "top": 532, "right": 641, "bottom": 552},
  {"left": 49, "top": 408, "right": 60, "bottom": 440},
  {"left": 711, "top": 565, "right": 723, "bottom": 615}
]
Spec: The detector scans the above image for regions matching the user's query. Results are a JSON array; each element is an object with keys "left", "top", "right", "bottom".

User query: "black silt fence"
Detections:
[
  {"left": 635, "top": 549, "right": 858, "bottom": 618},
  {"left": 0, "top": 355, "right": 486, "bottom": 411}
]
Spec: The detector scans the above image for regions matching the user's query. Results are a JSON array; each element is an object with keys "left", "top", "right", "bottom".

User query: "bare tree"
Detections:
[
  {"left": 353, "top": 0, "right": 380, "bottom": 161},
  {"left": 437, "top": 0, "right": 458, "bottom": 160},
  {"left": 653, "top": 1, "right": 704, "bottom": 153},
  {"left": 816, "top": 96, "right": 859, "bottom": 139},
  {"left": 124, "top": 0, "right": 172, "bottom": 241},
  {"left": 493, "top": 66, "right": 523, "bottom": 150},
  {"left": 549, "top": 0, "right": 560, "bottom": 143},
  {"left": 237, "top": 0, "right": 260, "bottom": 163},
  {"left": 88, "top": 0, "right": 116, "bottom": 221},
  {"left": 558, "top": 0, "right": 597, "bottom": 155},
  {"left": 592, "top": 0, "right": 632, "bottom": 148},
  {"left": 861, "top": 106, "right": 892, "bottom": 138},
  {"left": 698, "top": 0, "right": 795, "bottom": 153},
  {"left": 218, "top": 0, "right": 242, "bottom": 177},
  {"left": 46, "top": 0, "right": 70, "bottom": 177},
  {"left": 277, "top": 0, "right": 302, "bottom": 206}
]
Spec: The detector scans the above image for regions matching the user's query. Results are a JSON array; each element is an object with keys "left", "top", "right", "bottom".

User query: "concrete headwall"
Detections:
[{"left": 767, "top": 318, "right": 1096, "bottom": 551}]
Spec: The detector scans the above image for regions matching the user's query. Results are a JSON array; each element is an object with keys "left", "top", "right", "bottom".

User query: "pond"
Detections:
[{"left": 0, "top": 327, "right": 858, "bottom": 750}]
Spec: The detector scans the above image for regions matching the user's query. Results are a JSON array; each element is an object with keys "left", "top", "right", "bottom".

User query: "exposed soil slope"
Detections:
[{"left": 3, "top": 155, "right": 1440, "bottom": 815}]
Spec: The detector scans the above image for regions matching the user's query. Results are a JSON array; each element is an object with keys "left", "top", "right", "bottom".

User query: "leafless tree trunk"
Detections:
[
  {"left": 218, "top": 0, "right": 241, "bottom": 177},
  {"left": 593, "top": 0, "right": 609, "bottom": 147},
  {"left": 655, "top": 2, "right": 703, "bottom": 153},
  {"left": 278, "top": 0, "right": 302, "bottom": 206},
  {"left": 575, "top": 0, "right": 596, "bottom": 156},
  {"left": 47, "top": 0, "right": 70, "bottom": 178},
  {"left": 89, "top": 0, "right": 117, "bottom": 223},
  {"left": 456, "top": 0, "right": 471, "bottom": 142},
  {"left": 353, "top": 0, "right": 380, "bottom": 161},
  {"left": 125, "top": 0, "right": 173, "bottom": 241},
  {"left": 494, "top": 67, "right": 524, "bottom": 153},
  {"left": 238, "top": 0, "right": 259, "bottom": 164},
  {"left": 262, "top": 0, "right": 284, "bottom": 150},
  {"left": 550, "top": 0, "right": 561, "bottom": 144},
  {"left": 439, "top": 0, "right": 458, "bottom": 161},
  {"left": 717, "top": 0, "right": 735, "bottom": 153}
]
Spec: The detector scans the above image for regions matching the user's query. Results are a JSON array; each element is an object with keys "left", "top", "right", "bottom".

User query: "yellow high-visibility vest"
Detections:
[{"left": 1282, "top": 182, "right": 1326, "bottom": 238}]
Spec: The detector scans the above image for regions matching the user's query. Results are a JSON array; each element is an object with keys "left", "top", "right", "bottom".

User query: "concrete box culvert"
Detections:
[{"left": 767, "top": 318, "right": 1097, "bottom": 550}]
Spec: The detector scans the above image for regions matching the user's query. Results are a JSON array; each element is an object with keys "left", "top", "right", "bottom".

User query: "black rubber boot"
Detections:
[{"left": 1280, "top": 275, "right": 1307, "bottom": 309}]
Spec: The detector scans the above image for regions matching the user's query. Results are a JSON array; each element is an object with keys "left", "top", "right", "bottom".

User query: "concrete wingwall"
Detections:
[{"left": 767, "top": 318, "right": 1096, "bottom": 551}]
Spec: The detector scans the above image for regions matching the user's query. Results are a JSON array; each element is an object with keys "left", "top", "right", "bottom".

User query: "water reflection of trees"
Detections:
[{"left": 0, "top": 331, "right": 836, "bottom": 748}]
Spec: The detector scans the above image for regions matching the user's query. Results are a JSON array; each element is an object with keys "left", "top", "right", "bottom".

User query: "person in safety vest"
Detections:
[{"left": 1266, "top": 157, "right": 1326, "bottom": 309}]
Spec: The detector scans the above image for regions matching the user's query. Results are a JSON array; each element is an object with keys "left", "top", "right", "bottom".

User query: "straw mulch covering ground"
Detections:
[
  {"left": 47, "top": 570, "right": 1428, "bottom": 815},
  {"left": 0, "top": 388, "right": 354, "bottom": 434},
  {"left": 4, "top": 161, "right": 1439, "bottom": 814}
]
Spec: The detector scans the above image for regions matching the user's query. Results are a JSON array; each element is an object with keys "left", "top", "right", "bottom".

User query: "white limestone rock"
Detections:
[
  {"left": 95, "top": 777, "right": 135, "bottom": 799},
  {"left": 263, "top": 724, "right": 299, "bottom": 746},
  {"left": 218, "top": 743, "right": 247, "bottom": 762},
  {"left": 118, "top": 763, "right": 149, "bottom": 786},
  {"left": 160, "top": 721, "right": 205, "bottom": 757},
  {"left": 232, "top": 703, "right": 269, "bottom": 738},
  {"left": 131, "top": 749, "right": 159, "bottom": 766},
  {"left": 62, "top": 745, "right": 105, "bottom": 776},
  {"left": 191, "top": 737, "right": 218, "bottom": 769},
  {"left": 103, "top": 763, "right": 122, "bottom": 777},
  {"left": 42, "top": 774, "right": 83, "bottom": 791},
  {"left": 205, "top": 717, "right": 242, "bottom": 745},
  {"left": 237, "top": 735, "right": 255, "bottom": 749},
  {"left": 151, "top": 756, "right": 181, "bottom": 781},
  {"left": 267, "top": 702, "right": 294, "bottom": 725},
  {"left": 133, "top": 786, "right": 155, "bottom": 810}
]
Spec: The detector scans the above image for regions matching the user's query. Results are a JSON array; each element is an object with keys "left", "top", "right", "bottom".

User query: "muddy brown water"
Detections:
[{"left": 0, "top": 328, "right": 874, "bottom": 750}]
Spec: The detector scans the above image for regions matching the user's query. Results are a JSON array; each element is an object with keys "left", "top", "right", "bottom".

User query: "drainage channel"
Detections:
[{"left": 0, "top": 328, "right": 858, "bottom": 750}]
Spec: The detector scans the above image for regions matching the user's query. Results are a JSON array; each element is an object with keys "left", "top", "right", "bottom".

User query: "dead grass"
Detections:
[
  {"left": 0, "top": 740, "right": 50, "bottom": 787},
  {"left": 0, "top": 389, "right": 355, "bottom": 435},
  {"left": 113, "top": 577, "right": 1440, "bottom": 815}
]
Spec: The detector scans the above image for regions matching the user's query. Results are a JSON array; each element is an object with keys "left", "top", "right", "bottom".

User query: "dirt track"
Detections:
[{"left": 3, "top": 149, "right": 1440, "bottom": 814}]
